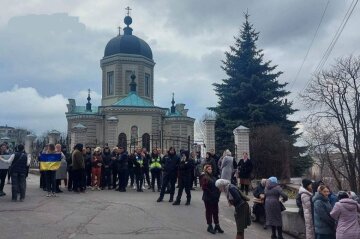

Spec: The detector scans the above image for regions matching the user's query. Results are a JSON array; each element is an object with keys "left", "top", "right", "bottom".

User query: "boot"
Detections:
[
  {"left": 172, "top": 200, "right": 180, "bottom": 205},
  {"left": 185, "top": 198, "right": 190, "bottom": 206},
  {"left": 271, "top": 226, "right": 277, "bottom": 239},
  {"left": 156, "top": 197, "right": 163, "bottom": 202},
  {"left": 207, "top": 224, "right": 216, "bottom": 234},
  {"left": 214, "top": 224, "right": 224, "bottom": 233},
  {"left": 0, "top": 191, "right": 6, "bottom": 197},
  {"left": 169, "top": 195, "right": 174, "bottom": 203}
]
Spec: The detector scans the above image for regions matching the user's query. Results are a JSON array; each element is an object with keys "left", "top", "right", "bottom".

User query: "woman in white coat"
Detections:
[{"left": 299, "top": 179, "right": 314, "bottom": 239}]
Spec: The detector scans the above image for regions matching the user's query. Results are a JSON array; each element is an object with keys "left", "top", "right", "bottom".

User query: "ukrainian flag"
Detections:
[{"left": 39, "top": 153, "right": 62, "bottom": 171}]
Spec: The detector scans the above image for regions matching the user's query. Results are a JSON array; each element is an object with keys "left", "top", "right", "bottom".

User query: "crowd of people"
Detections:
[{"left": 1, "top": 141, "right": 360, "bottom": 239}]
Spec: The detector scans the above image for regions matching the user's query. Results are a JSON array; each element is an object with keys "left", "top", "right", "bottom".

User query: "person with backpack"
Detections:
[
  {"left": 0, "top": 144, "right": 31, "bottom": 202},
  {"left": 298, "top": 179, "right": 315, "bottom": 239}
]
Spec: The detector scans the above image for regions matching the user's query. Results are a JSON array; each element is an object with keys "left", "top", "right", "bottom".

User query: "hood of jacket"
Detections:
[
  {"left": 338, "top": 198, "right": 359, "bottom": 211},
  {"left": 298, "top": 186, "right": 312, "bottom": 196}
]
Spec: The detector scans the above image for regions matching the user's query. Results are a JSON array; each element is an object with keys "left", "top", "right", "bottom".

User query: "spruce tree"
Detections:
[{"left": 209, "top": 13, "right": 298, "bottom": 154}]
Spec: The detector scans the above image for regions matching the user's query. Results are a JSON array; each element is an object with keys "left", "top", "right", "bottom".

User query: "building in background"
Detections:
[{"left": 66, "top": 11, "right": 194, "bottom": 152}]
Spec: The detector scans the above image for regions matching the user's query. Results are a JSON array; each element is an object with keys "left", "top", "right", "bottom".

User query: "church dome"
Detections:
[{"left": 104, "top": 15, "right": 153, "bottom": 60}]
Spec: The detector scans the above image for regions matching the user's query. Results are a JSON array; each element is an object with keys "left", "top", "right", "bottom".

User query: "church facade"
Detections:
[{"left": 66, "top": 14, "right": 194, "bottom": 152}]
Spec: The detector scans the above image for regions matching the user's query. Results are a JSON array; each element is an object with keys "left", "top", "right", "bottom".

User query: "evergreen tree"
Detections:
[{"left": 209, "top": 13, "right": 298, "bottom": 154}]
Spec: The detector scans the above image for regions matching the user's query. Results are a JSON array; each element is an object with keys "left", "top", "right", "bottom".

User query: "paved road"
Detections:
[{"left": 0, "top": 174, "right": 295, "bottom": 239}]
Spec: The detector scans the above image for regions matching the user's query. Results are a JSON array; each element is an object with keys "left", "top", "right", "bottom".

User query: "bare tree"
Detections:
[
  {"left": 302, "top": 55, "right": 360, "bottom": 193},
  {"left": 194, "top": 112, "right": 216, "bottom": 141}
]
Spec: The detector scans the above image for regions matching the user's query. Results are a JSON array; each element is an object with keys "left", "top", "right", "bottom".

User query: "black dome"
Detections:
[{"left": 104, "top": 34, "right": 153, "bottom": 60}]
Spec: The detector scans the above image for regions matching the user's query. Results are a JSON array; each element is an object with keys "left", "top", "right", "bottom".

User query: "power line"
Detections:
[
  {"left": 289, "top": 0, "right": 330, "bottom": 92},
  {"left": 300, "top": 0, "right": 358, "bottom": 95},
  {"left": 314, "top": 0, "right": 358, "bottom": 74}
]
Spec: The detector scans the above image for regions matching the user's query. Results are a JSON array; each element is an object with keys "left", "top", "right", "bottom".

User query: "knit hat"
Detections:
[
  {"left": 302, "top": 179, "right": 312, "bottom": 189},
  {"left": 268, "top": 176, "right": 278, "bottom": 184}
]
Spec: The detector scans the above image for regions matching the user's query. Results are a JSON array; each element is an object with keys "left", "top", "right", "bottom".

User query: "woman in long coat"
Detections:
[
  {"left": 220, "top": 149, "right": 234, "bottom": 181},
  {"left": 265, "top": 177, "right": 288, "bottom": 239},
  {"left": 216, "top": 179, "right": 251, "bottom": 239},
  {"left": 330, "top": 191, "right": 360, "bottom": 239},
  {"left": 299, "top": 179, "right": 314, "bottom": 239},
  {"left": 237, "top": 152, "right": 253, "bottom": 195},
  {"left": 55, "top": 144, "right": 67, "bottom": 193}
]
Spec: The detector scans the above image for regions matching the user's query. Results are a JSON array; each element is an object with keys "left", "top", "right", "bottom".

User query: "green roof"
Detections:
[
  {"left": 166, "top": 109, "right": 182, "bottom": 117},
  {"left": 72, "top": 106, "right": 98, "bottom": 114},
  {"left": 112, "top": 92, "right": 154, "bottom": 107}
]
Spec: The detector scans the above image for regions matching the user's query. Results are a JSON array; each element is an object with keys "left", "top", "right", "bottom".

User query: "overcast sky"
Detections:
[{"left": 0, "top": 0, "right": 359, "bottom": 136}]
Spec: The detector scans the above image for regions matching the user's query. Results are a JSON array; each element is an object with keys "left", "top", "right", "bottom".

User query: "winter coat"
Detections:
[
  {"left": 312, "top": 192, "right": 335, "bottom": 235},
  {"left": 265, "top": 183, "right": 288, "bottom": 227},
  {"left": 220, "top": 156, "right": 234, "bottom": 181},
  {"left": 84, "top": 152, "right": 92, "bottom": 169},
  {"left": 330, "top": 198, "right": 360, "bottom": 239},
  {"left": 56, "top": 152, "right": 68, "bottom": 180},
  {"left": 238, "top": 159, "right": 253, "bottom": 179},
  {"left": 227, "top": 184, "right": 251, "bottom": 232},
  {"left": 92, "top": 154, "right": 103, "bottom": 168},
  {"left": 299, "top": 186, "right": 315, "bottom": 239},
  {"left": 101, "top": 152, "right": 112, "bottom": 170},
  {"left": 201, "top": 172, "right": 220, "bottom": 204},
  {"left": 178, "top": 158, "right": 194, "bottom": 180},
  {"left": 116, "top": 152, "right": 128, "bottom": 171},
  {"left": 162, "top": 153, "right": 180, "bottom": 175},
  {"left": 253, "top": 184, "right": 265, "bottom": 203},
  {"left": 72, "top": 149, "right": 84, "bottom": 170}
]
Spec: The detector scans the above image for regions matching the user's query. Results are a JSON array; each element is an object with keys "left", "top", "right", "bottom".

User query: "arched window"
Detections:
[
  {"left": 142, "top": 133, "right": 150, "bottom": 151},
  {"left": 130, "top": 126, "right": 138, "bottom": 146},
  {"left": 118, "top": 133, "right": 127, "bottom": 149}
]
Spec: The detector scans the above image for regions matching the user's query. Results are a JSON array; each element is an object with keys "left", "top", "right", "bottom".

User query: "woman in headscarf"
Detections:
[
  {"left": 264, "top": 176, "right": 288, "bottom": 239},
  {"left": 201, "top": 164, "right": 222, "bottom": 234},
  {"left": 215, "top": 179, "right": 251, "bottom": 239}
]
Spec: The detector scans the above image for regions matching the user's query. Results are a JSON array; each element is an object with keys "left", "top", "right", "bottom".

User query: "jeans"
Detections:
[
  {"left": 45, "top": 170, "right": 56, "bottom": 193},
  {"left": 101, "top": 167, "right": 111, "bottom": 188},
  {"left": 175, "top": 177, "right": 191, "bottom": 202},
  {"left": 0, "top": 169, "right": 8, "bottom": 192},
  {"left": 204, "top": 202, "right": 219, "bottom": 224},
  {"left": 150, "top": 168, "right": 161, "bottom": 191},
  {"left": 11, "top": 172, "right": 26, "bottom": 200},
  {"left": 159, "top": 172, "right": 177, "bottom": 198},
  {"left": 118, "top": 169, "right": 129, "bottom": 191}
]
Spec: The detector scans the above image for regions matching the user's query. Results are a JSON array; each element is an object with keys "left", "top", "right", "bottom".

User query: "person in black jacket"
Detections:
[
  {"left": 142, "top": 148, "right": 151, "bottom": 189},
  {"left": 116, "top": 146, "right": 129, "bottom": 192},
  {"left": 84, "top": 147, "right": 92, "bottom": 188},
  {"left": 201, "top": 164, "right": 223, "bottom": 234},
  {"left": 0, "top": 144, "right": 30, "bottom": 202},
  {"left": 111, "top": 147, "right": 119, "bottom": 190},
  {"left": 101, "top": 146, "right": 112, "bottom": 190},
  {"left": 173, "top": 150, "right": 194, "bottom": 205},
  {"left": 132, "top": 148, "right": 145, "bottom": 192},
  {"left": 237, "top": 152, "right": 253, "bottom": 195},
  {"left": 157, "top": 147, "right": 180, "bottom": 203}
]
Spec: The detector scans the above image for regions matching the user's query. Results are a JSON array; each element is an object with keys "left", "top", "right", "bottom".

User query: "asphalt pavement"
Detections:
[{"left": 0, "top": 174, "right": 295, "bottom": 239}]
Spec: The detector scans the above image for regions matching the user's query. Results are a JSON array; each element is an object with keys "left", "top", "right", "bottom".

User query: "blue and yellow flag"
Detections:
[{"left": 39, "top": 153, "right": 62, "bottom": 171}]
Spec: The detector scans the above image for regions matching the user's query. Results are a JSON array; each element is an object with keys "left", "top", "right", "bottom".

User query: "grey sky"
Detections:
[{"left": 0, "top": 0, "right": 359, "bottom": 134}]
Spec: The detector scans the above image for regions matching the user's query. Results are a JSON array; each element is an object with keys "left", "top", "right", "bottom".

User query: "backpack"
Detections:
[{"left": 296, "top": 192, "right": 304, "bottom": 218}]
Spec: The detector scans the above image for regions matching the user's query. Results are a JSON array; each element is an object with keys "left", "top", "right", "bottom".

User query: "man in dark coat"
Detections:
[
  {"left": 238, "top": 152, "right": 253, "bottom": 195},
  {"left": 173, "top": 150, "right": 194, "bottom": 205},
  {"left": 101, "top": 146, "right": 112, "bottom": 189},
  {"left": 116, "top": 147, "right": 129, "bottom": 192},
  {"left": 72, "top": 144, "right": 85, "bottom": 192},
  {"left": 157, "top": 147, "right": 180, "bottom": 203}
]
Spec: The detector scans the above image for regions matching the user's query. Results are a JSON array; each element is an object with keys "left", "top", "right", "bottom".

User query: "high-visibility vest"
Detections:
[
  {"left": 150, "top": 157, "right": 162, "bottom": 169},
  {"left": 136, "top": 155, "right": 143, "bottom": 167}
]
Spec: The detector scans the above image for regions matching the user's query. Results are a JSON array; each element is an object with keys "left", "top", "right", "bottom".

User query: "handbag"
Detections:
[{"left": 280, "top": 201, "right": 286, "bottom": 212}]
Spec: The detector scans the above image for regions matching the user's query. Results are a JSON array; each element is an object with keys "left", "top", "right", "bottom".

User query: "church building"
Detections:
[{"left": 65, "top": 12, "right": 194, "bottom": 152}]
